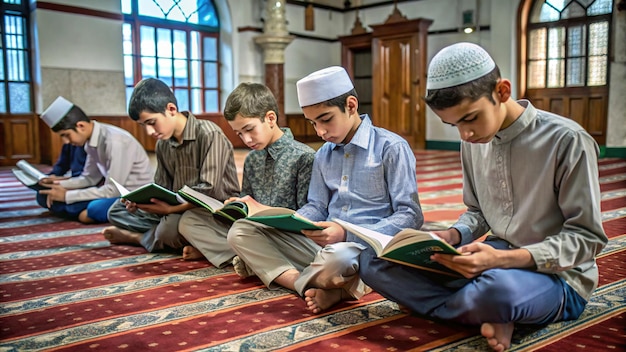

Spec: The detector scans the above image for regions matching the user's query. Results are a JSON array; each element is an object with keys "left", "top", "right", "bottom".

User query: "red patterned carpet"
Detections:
[{"left": 1, "top": 151, "right": 624, "bottom": 351}]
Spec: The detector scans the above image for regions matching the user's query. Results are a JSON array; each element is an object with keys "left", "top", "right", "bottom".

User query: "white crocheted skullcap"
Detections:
[
  {"left": 426, "top": 42, "right": 496, "bottom": 90},
  {"left": 297, "top": 66, "right": 354, "bottom": 107},
  {"left": 41, "top": 96, "right": 74, "bottom": 128}
]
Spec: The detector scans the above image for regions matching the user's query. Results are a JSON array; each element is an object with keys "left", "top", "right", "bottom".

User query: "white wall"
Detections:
[{"left": 30, "top": 0, "right": 624, "bottom": 147}]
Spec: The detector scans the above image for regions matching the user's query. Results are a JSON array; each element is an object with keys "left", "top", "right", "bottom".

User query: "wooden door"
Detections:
[{"left": 371, "top": 18, "right": 432, "bottom": 150}]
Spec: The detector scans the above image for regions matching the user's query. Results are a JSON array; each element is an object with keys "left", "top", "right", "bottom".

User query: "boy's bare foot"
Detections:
[
  {"left": 102, "top": 226, "right": 142, "bottom": 245},
  {"left": 481, "top": 322, "right": 514, "bottom": 352},
  {"left": 232, "top": 256, "right": 255, "bottom": 278},
  {"left": 304, "top": 288, "right": 344, "bottom": 314},
  {"left": 182, "top": 246, "right": 204, "bottom": 260}
]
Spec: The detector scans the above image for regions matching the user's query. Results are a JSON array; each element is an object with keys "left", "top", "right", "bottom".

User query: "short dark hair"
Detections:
[
  {"left": 306, "top": 88, "right": 358, "bottom": 113},
  {"left": 223, "top": 83, "right": 279, "bottom": 122},
  {"left": 424, "top": 66, "right": 501, "bottom": 110},
  {"left": 128, "top": 78, "right": 178, "bottom": 121},
  {"left": 51, "top": 105, "right": 90, "bottom": 132}
]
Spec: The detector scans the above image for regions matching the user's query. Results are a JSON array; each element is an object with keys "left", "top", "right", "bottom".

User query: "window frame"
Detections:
[
  {"left": 525, "top": 0, "right": 613, "bottom": 90},
  {"left": 1, "top": 0, "right": 33, "bottom": 114},
  {"left": 122, "top": 0, "right": 221, "bottom": 115}
]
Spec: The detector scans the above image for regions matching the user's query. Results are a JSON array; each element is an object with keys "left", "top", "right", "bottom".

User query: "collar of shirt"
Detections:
[
  {"left": 166, "top": 111, "right": 197, "bottom": 148},
  {"left": 493, "top": 100, "right": 536, "bottom": 145},
  {"left": 265, "top": 127, "right": 294, "bottom": 160},
  {"left": 87, "top": 120, "right": 102, "bottom": 148},
  {"left": 331, "top": 114, "right": 372, "bottom": 151}
]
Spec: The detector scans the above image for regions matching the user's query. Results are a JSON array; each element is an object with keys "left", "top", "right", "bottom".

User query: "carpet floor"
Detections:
[{"left": 0, "top": 151, "right": 624, "bottom": 351}]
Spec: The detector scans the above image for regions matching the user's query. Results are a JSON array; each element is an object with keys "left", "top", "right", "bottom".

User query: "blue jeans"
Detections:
[
  {"left": 358, "top": 238, "right": 586, "bottom": 326},
  {"left": 36, "top": 193, "right": 117, "bottom": 223}
]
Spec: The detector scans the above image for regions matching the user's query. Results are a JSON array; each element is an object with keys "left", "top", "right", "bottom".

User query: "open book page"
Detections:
[
  {"left": 16, "top": 160, "right": 47, "bottom": 181},
  {"left": 12, "top": 160, "right": 48, "bottom": 190},
  {"left": 178, "top": 185, "right": 224, "bottom": 211},
  {"left": 332, "top": 218, "right": 392, "bottom": 255},
  {"left": 110, "top": 178, "right": 130, "bottom": 197}
]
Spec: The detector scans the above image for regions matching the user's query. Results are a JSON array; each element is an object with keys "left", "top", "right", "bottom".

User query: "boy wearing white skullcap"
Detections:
[
  {"left": 227, "top": 66, "right": 423, "bottom": 313},
  {"left": 359, "top": 42, "right": 607, "bottom": 351},
  {"left": 38, "top": 96, "right": 154, "bottom": 224}
]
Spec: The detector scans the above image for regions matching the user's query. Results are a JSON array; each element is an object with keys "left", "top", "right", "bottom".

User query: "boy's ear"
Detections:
[
  {"left": 495, "top": 79, "right": 512, "bottom": 102},
  {"left": 165, "top": 102, "right": 178, "bottom": 116},
  {"left": 265, "top": 110, "right": 278, "bottom": 126},
  {"left": 346, "top": 95, "right": 358, "bottom": 114}
]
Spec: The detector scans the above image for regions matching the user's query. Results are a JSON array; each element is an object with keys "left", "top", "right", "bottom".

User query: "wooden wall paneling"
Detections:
[
  {"left": 0, "top": 114, "right": 39, "bottom": 166},
  {"left": 588, "top": 96, "right": 607, "bottom": 144}
]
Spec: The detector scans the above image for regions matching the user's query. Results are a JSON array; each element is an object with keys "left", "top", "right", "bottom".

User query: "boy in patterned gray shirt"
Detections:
[{"left": 178, "top": 83, "right": 316, "bottom": 269}]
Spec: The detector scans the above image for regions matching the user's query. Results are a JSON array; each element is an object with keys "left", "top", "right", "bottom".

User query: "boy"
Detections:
[
  {"left": 35, "top": 143, "right": 87, "bottom": 210},
  {"left": 38, "top": 96, "right": 153, "bottom": 223},
  {"left": 102, "top": 78, "right": 240, "bottom": 254},
  {"left": 358, "top": 42, "right": 608, "bottom": 351},
  {"left": 178, "top": 82, "right": 316, "bottom": 268},
  {"left": 227, "top": 66, "right": 423, "bottom": 313}
]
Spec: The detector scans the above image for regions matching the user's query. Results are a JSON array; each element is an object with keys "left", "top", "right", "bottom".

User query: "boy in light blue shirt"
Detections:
[{"left": 227, "top": 66, "right": 423, "bottom": 313}]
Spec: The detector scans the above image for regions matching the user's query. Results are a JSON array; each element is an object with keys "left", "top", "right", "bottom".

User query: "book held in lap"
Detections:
[{"left": 333, "top": 218, "right": 462, "bottom": 277}]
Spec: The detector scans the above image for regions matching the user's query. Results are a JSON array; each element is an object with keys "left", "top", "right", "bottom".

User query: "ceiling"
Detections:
[{"left": 287, "top": 0, "right": 416, "bottom": 12}]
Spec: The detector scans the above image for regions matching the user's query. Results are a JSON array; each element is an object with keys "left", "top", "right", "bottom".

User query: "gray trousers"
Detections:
[
  {"left": 227, "top": 219, "right": 368, "bottom": 299},
  {"left": 107, "top": 200, "right": 187, "bottom": 253},
  {"left": 178, "top": 207, "right": 235, "bottom": 268}
]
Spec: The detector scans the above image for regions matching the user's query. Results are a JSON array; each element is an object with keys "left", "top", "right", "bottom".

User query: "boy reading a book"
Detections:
[
  {"left": 35, "top": 143, "right": 87, "bottom": 210},
  {"left": 227, "top": 66, "right": 423, "bottom": 312},
  {"left": 358, "top": 43, "right": 608, "bottom": 351},
  {"left": 178, "top": 83, "right": 316, "bottom": 268},
  {"left": 102, "top": 78, "right": 240, "bottom": 255},
  {"left": 38, "top": 97, "right": 153, "bottom": 223}
]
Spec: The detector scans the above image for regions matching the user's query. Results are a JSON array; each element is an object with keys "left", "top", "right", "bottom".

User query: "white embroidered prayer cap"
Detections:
[
  {"left": 296, "top": 66, "right": 354, "bottom": 107},
  {"left": 41, "top": 96, "right": 74, "bottom": 128},
  {"left": 426, "top": 42, "right": 496, "bottom": 90}
]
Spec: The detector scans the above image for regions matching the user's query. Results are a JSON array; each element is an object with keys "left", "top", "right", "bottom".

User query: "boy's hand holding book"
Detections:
[{"left": 301, "top": 221, "right": 346, "bottom": 247}]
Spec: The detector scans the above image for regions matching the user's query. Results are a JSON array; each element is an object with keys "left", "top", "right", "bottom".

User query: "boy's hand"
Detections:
[
  {"left": 39, "top": 185, "right": 67, "bottom": 207},
  {"left": 431, "top": 228, "right": 461, "bottom": 246},
  {"left": 122, "top": 199, "right": 138, "bottom": 213},
  {"left": 136, "top": 198, "right": 175, "bottom": 215},
  {"left": 431, "top": 243, "right": 534, "bottom": 279},
  {"left": 301, "top": 221, "right": 346, "bottom": 247}
]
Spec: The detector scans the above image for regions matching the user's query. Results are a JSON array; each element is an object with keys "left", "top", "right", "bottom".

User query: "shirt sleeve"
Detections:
[
  {"left": 453, "top": 144, "right": 492, "bottom": 245},
  {"left": 295, "top": 152, "right": 315, "bottom": 209},
  {"left": 50, "top": 144, "right": 72, "bottom": 176},
  {"left": 63, "top": 134, "right": 139, "bottom": 203},
  {"left": 522, "top": 132, "right": 607, "bottom": 273}
]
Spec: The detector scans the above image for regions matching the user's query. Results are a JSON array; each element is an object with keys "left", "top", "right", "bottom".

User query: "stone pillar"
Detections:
[{"left": 254, "top": 0, "right": 294, "bottom": 126}]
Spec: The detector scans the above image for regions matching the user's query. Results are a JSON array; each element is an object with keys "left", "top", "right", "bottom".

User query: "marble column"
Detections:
[
  {"left": 607, "top": 4, "right": 626, "bottom": 147},
  {"left": 254, "top": 0, "right": 294, "bottom": 126}
]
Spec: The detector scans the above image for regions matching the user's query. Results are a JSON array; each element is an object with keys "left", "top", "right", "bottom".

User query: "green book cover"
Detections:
[
  {"left": 247, "top": 213, "right": 322, "bottom": 233},
  {"left": 112, "top": 179, "right": 182, "bottom": 206},
  {"left": 381, "top": 239, "right": 462, "bottom": 277}
]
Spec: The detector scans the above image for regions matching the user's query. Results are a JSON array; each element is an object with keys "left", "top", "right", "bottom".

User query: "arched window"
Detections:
[
  {"left": 121, "top": 0, "right": 220, "bottom": 114},
  {"left": 0, "top": 0, "right": 31, "bottom": 114},
  {"left": 527, "top": 0, "right": 613, "bottom": 88},
  {"left": 522, "top": 0, "right": 613, "bottom": 145}
]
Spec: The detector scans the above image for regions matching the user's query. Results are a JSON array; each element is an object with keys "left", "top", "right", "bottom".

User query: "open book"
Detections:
[
  {"left": 11, "top": 160, "right": 48, "bottom": 191},
  {"left": 110, "top": 179, "right": 249, "bottom": 224},
  {"left": 333, "top": 218, "right": 462, "bottom": 277}
]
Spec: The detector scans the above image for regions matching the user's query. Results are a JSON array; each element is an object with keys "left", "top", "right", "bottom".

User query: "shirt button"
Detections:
[
  {"left": 342, "top": 175, "right": 348, "bottom": 181},
  {"left": 345, "top": 153, "right": 350, "bottom": 158},
  {"left": 342, "top": 206, "right": 348, "bottom": 211}
]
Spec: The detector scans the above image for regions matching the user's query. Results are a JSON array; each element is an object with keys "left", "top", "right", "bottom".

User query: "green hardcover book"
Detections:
[
  {"left": 111, "top": 178, "right": 182, "bottom": 205},
  {"left": 247, "top": 208, "right": 322, "bottom": 233}
]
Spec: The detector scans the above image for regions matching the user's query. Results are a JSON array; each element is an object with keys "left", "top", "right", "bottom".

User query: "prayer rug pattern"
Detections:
[{"left": 0, "top": 151, "right": 624, "bottom": 351}]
